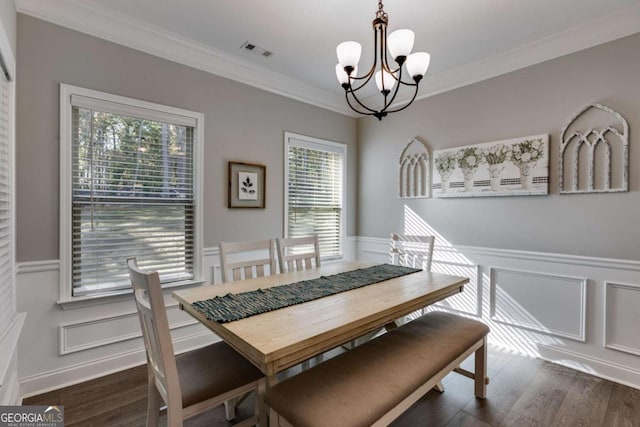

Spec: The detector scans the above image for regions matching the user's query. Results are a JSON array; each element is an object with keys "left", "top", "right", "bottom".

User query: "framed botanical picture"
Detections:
[{"left": 228, "top": 161, "right": 266, "bottom": 208}]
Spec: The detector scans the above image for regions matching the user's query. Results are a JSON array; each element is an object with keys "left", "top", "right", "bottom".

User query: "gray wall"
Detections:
[
  {"left": 358, "top": 33, "right": 640, "bottom": 260},
  {"left": 16, "top": 14, "right": 357, "bottom": 262},
  {"left": 0, "top": 0, "right": 16, "bottom": 57}
]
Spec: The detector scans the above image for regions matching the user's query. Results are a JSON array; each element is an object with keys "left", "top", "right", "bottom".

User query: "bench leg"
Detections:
[
  {"left": 474, "top": 337, "right": 487, "bottom": 399},
  {"left": 434, "top": 382, "right": 445, "bottom": 393}
]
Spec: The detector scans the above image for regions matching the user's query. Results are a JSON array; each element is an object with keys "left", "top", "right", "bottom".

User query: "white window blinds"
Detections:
[
  {"left": 0, "top": 66, "right": 14, "bottom": 339},
  {"left": 69, "top": 98, "right": 197, "bottom": 297},
  {"left": 285, "top": 134, "right": 345, "bottom": 258}
]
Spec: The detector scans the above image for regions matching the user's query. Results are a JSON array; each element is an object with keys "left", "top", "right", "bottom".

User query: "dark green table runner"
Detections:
[{"left": 192, "top": 264, "right": 421, "bottom": 323}]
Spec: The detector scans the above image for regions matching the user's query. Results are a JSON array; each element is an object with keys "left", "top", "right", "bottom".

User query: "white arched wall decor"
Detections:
[
  {"left": 559, "top": 103, "right": 629, "bottom": 194},
  {"left": 399, "top": 137, "right": 431, "bottom": 199}
]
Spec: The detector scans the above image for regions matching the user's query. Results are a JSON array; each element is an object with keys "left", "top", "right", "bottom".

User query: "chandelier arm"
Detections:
[
  {"left": 348, "top": 22, "right": 379, "bottom": 91},
  {"left": 346, "top": 87, "right": 381, "bottom": 114},
  {"left": 348, "top": 62, "right": 376, "bottom": 91},
  {"left": 383, "top": 84, "right": 420, "bottom": 114},
  {"left": 344, "top": 91, "right": 377, "bottom": 117},
  {"left": 381, "top": 24, "right": 394, "bottom": 74}
]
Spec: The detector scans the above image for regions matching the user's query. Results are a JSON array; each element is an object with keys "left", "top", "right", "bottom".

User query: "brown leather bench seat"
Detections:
[{"left": 265, "top": 311, "right": 490, "bottom": 427}]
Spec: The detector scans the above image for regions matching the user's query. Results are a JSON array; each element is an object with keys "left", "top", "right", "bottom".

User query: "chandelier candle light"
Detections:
[{"left": 336, "top": 1, "right": 431, "bottom": 120}]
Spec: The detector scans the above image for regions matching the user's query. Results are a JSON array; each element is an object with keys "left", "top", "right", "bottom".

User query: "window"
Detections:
[
  {"left": 0, "top": 55, "right": 14, "bottom": 337},
  {"left": 60, "top": 85, "right": 203, "bottom": 299},
  {"left": 284, "top": 132, "right": 346, "bottom": 259}
]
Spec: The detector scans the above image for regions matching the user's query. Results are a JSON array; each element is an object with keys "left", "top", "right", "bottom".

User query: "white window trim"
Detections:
[
  {"left": 283, "top": 131, "right": 347, "bottom": 260},
  {"left": 59, "top": 84, "right": 204, "bottom": 307},
  {"left": 0, "top": 14, "right": 26, "bottom": 397}
]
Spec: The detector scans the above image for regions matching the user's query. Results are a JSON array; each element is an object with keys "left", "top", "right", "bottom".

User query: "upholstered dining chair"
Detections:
[
  {"left": 127, "top": 258, "right": 265, "bottom": 427},
  {"left": 276, "top": 234, "right": 321, "bottom": 273},
  {"left": 219, "top": 239, "right": 277, "bottom": 283}
]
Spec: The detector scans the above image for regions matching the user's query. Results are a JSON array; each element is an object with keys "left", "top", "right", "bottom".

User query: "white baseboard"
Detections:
[{"left": 538, "top": 344, "right": 640, "bottom": 390}]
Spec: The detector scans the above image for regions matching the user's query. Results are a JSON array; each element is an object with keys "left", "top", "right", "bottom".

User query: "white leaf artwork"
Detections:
[{"left": 238, "top": 172, "right": 258, "bottom": 200}]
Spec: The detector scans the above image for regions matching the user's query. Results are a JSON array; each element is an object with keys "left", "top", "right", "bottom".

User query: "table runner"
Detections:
[{"left": 192, "top": 263, "right": 421, "bottom": 323}]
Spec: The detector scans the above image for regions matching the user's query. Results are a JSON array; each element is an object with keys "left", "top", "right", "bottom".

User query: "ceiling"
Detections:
[{"left": 16, "top": 0, "right": 640, "bottom": 116}]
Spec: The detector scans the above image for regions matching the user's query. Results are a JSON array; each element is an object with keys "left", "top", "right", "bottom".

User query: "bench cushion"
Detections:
[{"left": 265, "top": 311, "right": 489, "bottom": 427}]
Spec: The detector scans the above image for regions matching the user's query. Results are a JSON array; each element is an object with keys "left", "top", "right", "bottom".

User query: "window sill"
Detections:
[{"left": 57, "top": 279, "right": 205, "bottom": 310}]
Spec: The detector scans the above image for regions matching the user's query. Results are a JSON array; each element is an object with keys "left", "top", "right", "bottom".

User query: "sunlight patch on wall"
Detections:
[{"left": 403, "top": 204, "right": 566, "bottom": 358}]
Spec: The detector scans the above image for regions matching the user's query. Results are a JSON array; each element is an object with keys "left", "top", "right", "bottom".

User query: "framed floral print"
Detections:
[
  {"left": 228, "top": 161, "right": 266, "bottom": 208},
  {"left": 432, "top": 134, "right": 549, "bottom": 197}
]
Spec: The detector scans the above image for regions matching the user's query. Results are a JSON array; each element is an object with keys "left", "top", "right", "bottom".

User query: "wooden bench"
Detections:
[{"left": 265, "top": 311, "right": 490, "bottom": 427}]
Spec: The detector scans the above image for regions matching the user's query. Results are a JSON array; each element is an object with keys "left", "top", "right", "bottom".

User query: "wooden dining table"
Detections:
[{"left": 172, "top": 261, "right": 469, "bottom": 383}]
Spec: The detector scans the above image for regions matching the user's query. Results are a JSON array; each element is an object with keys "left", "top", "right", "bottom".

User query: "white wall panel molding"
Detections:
[
  {"left": 59, "top": 304, "right": 198, "bottom": 355},
  {"left": 18, "top": 241, "right": 640, "bottom": 277},
  {"left": 490, "top": 268, "right": 587, "bottom": 342},
  {"left": 0, "top": 361, "right": 20, "bottom": 405},
  {"left": 357, "top": 237, "right": 640, "bottom": 272},
  {"left": 604, "top": 281, "right": 640, "bottom": 356},
  {"left": 0, "top": 314, "right": 25, "bottom": 404},
  {"left": 20, "top": 329, "right": 214, "bottom": 398},
  {"left": 452, "top": 245, "right": 640, "bottom": 271},
  {"left": 431, "top": 264, "right": 482, "bottom": 317}
]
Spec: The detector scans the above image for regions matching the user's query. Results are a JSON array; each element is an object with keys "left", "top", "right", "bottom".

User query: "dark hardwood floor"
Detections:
[{"left": 24, "top": 345, "right": 639, "bottom": 426}]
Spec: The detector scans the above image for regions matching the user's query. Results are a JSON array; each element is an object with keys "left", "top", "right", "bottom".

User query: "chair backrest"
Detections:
[
  {"left": 127, "top": 257, "right": 181, "bottom": 408},
  {"left": 219, "top": 239, "right": 277, "bottom": 283},
  {"left": 276, "top": 235, "right": 321, "bottom": 273},
  {"left": 389, "top": 233, "right": 435, "bottom": 271}
]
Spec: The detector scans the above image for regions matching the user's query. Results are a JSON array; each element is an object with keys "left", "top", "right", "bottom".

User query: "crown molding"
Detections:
[
  {"left": 403, "top": 2, "right": 640, "bottom": 105},
  {"left": 15, "top": 0, "right": 356, "bottom": 117},
  {"left": 17, "top": 0, "right": 640, "bottom": 118}
]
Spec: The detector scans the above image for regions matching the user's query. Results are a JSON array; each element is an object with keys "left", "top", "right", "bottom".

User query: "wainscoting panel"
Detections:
[
  {"left": 604, "top": 282, "right": 640, "bottom": 356},
  {"left": 490, "top": 268, "right": 587, "bottom": 341},
  {"left": 59, "top": 303, "right": 198, "bottom": 355},
  {"left": 356, "top": 236, "right": 640, "bottom": 390},
  {"left": 432, "top": 263, "right": 481, "bottom": 317},
  {"left": 16, "top": 260, "right": 215, "bottom": 397}
]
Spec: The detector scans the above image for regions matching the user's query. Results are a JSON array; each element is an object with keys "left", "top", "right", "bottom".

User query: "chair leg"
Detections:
[
  {"left": 225, "top": 397, "right": 237, "bottom": 421},
  {"left": 257, "top": 379, "right": 267, "bottom": 427},
  {"left": 269, "top": 407, "right": 280, "bottom": 427},
  {"left": 166, "top": 403, "right": 183, "bottom": 427},
  {"left": 475, "top": 337, "right": 488, "bottom": 399},
  {"left": 146, "top": 381, "right": 162, "bottom": 427}
]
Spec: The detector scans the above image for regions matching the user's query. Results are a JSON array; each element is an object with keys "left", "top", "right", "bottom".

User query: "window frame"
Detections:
[
  {"left": 283, "top": 132, "right": 347, "bottom": 261},
  {"left": 59, "top": 84, "right": 204, "bottom": 306}
]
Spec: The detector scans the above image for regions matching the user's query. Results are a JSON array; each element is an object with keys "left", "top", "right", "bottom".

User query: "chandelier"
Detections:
[{"left": 335, "top": 1, "right": 431, "bottom": 120}]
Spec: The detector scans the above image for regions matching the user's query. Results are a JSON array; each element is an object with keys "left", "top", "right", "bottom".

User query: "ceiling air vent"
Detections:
[{"left": 241, "top": 41, "right": 273, "bottom": 58}]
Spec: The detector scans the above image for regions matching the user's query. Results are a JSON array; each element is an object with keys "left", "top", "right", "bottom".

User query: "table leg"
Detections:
[{"left": 257, "top": 374, "right": 279, "bottom": 427}]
